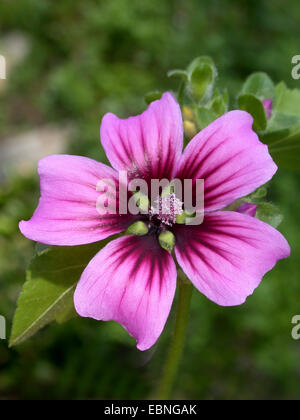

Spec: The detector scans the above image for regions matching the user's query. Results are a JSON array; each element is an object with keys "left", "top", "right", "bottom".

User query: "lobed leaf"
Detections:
[{"left": 9, "top": 239, "right": 112, "bottom": 346}]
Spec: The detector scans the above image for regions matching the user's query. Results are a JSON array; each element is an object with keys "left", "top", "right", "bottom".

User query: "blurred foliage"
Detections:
[{"left": 0, "top": 0, "right": 300, "bottom": 400}]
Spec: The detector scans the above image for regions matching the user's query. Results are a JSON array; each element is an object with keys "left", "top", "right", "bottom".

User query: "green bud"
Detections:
[
  {"left": 187, "top": 56, "right": 217, "bottom": 105},
  {"left": 159, "top": 230, "right": 176, "bottom": 252},
  {"left": 126, "top": 221, "right": 149, "bottom": 236},
  {"left": 176, "top": 213, "right": 187, "bottom": 224},
  {"left": 176, "top": 210, "right": 196, "bottom": 224}
]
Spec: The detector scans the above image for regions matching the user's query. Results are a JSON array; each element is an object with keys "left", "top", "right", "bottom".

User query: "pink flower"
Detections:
[{"left": 19, "top": 93, "right": 290, "bottom": 351}]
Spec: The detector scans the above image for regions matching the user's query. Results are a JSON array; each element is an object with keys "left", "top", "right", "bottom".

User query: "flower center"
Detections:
[{"left": 149, "top": 193, "right": 183, "bottom": 227}]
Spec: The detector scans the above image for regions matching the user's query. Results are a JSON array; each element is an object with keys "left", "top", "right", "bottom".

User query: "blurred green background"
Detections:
[{"left": 0, "top": 0, "right": 299, "bottom": 400}]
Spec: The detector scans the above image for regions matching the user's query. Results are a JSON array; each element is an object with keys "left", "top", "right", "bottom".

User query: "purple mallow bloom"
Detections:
[
  {"left": 262, "top": 98, "right": 273, "bottom": 119},
  {"left": 19, "top": 93, "right": 290, "bottom": 351}
]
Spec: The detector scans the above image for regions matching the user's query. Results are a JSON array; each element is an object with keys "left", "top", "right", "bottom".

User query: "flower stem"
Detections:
[
  {"left": 177, "top": 80, "right": 185, "bottom": 107},
  {"left": 157, "top": 274, "right": 193, "bottom": 399}
]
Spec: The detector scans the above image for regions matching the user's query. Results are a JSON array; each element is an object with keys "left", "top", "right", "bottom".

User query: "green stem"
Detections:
[
  {"left": 177, "top": 80, "right": 185, "bottom": 106},
  {"left": 157, "top": 275, "right": 193, "bottom": 399}
]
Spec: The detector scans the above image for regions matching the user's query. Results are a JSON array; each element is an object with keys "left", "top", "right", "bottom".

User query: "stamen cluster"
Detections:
[{"left": 150, "top": 193, "right": 183, "bottom": 226}]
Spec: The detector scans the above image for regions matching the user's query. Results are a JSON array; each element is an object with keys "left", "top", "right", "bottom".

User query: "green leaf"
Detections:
[
  {"left": 210, "top": 89, "right": 229, "bottom": 117},
  {"left": 9, "top": 239, "right": 112, "bottom": 346},
  {"left": 167, "top": 69, "right": 188, "bottom": 81},
  {"left": 195, "top": 107, "right": 216, "bottom": 130},
  {"left": 238, "top": 93, "right": 267, "bottom": 131},
  {"left": 269, "top": 112, "right": 300, "bottom": 131},
  {"left": 256, "top": 202, "right": 283, "bottom": 228},
  {"left": 258, "top": 81, "right": 300, "bottom": 169},
  {"left": 242, "top": 72, "right": 275, "bottom": 100},
  {"left": 144, "top": 91, "right": 163, "bottom": 105},
  {"left": 269, "top": 131, "right": 300, "bottom": 170},
  {"left": 187, "top": 56, "right": 217, "bottom": 105},
  {"left": 262, "top": 114, "right": 300, "bottom": 145},
  {"left": 273, "top": 81, "right": 300, "bottom": 117},
  {"left": 189, "top": 64, "right": 213, "bottom": 103},
  {"left": 187, "top": 56, "right": 216, "bottom": 76},
  {"left": 246, "top": 186, "right": 268, "bottom": 202},
  {"left": 260, "top": 83, "right": 300, "bottom": 145}
]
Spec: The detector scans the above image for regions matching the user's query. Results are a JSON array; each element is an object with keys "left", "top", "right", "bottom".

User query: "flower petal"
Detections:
[
  {"left": 174, "top": 211, "right": 290, "bottom": 306},
  {"left": 100, "top": 92, "right": 183, "bottom": 181},
  {"left": 19, "top": 155, "right": 134, "bottom": 245},
  {"left": 74, "top": 235, "right": 177, "bottom": 350},
  {"left": 176, "top": 111, "right": 277, "bottom": 212}
]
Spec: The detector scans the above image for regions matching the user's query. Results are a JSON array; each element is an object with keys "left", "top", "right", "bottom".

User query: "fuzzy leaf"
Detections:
[
  {"left": 256, "top": 202, "right": 283, "bottom": 228},
  {"left": 246, "top": 186, "right": 268, "bottom": 201},
  {"left": 167, "top": 69, "right": 188, "bottom": 81},
  {"left": 144, "top": 91, "right": 163, "bottom": 105},
  {"left": 259, "top": 81, "right": 300, "bottom": 169},
  {"left": 242, "top": 72, "right": 275, "bottom": 100},
  {"left": 9, "top": 239, "right": 112, "bottom": 346},
  {"left": 195, "top": 107, "right": 216, "bottom": 130},
  {"left": 273, "top": 81, "right": 300, "bottom": 117},
  {"left": 269, "top": 132, "right": 300, "bottom": 170},
  {"left": 238, "top": 93, "right": 267, "bottom": 131},
  {"left": 210, "top": 89, "right": 229, "bottom": 117},
  {"left": 262, "top": 113, "right": 300, "bottom": 144}
]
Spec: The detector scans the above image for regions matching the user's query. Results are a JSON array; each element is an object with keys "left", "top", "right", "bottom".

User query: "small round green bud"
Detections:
[
  {"left": 159, "top": 230, "right": 176, "bottom": 253},
  {"left": 176, "top": 210, "right": 196, "bottom": 224},
  {"left": 126, "top": 221, "right": 149, "bottom": 236},
  {"left": 176, "top": 213, "right": 187, "bottom": 224}
]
